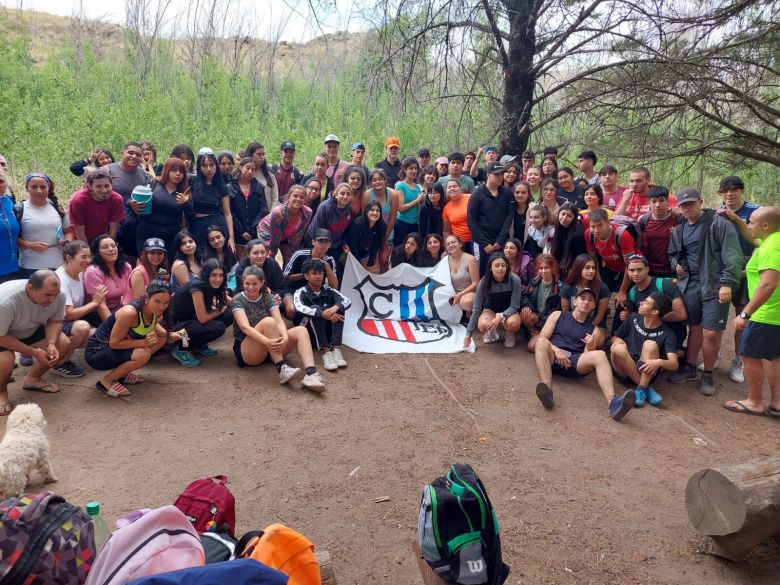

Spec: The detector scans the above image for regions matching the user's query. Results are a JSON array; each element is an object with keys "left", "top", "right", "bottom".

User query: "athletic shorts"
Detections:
[
  {"left": 740, "top": 321, "right": 780, "bottom": 361},
  {"left": 682, "top": 280, "right": 703, "bottom": 325},
  {"left": 701, "top": 298, "right": 730, "bottom": 331},
  {"left": 731, "top": 276, "right": 749, "bottom": 309},
  {"left": 551, "top": 352, "right": 583, "bottom": 378},
  {"left": 0, "top": 326, "right": 46, "bottom": 353},
  {"left": 85, "top": 345, "right": 134, "bottom": 371},
  {"left": 232, "top": 338, "right": 273, "bottom": 368}
]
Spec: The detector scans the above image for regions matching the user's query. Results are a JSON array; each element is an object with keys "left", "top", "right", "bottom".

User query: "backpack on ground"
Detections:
[
  {"left": 84, "top": 506, "right": 204, "bottom": 585},
  {"left": 174, "top": 475, "right": 236, "bottom": 536},
  {"left": 199, "top": 531, "right": 238, "bottom": 564},
  {"left": 417, "top": 464, "right": 509, "bottom": 585},
  {"left": 235, "top": 524, "right": 320, "bottom": 585},
  {"left": 125, "top": 558, "right": 288, "bottom": 585},
  {"left": 0, "top": 491, "right": 95, "bottom": 585}
]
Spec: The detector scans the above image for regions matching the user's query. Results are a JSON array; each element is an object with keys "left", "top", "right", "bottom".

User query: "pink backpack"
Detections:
[
  {"left": 173, "top": 475, "right": 236, "bottom": 536},
  {"left": 85, "top": 506, "right": 204, "bottom": 585}
]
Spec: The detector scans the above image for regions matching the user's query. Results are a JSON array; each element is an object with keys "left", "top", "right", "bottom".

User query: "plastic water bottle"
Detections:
[{"left": 86, "top": 501, "right": 109, "bottom": 553}]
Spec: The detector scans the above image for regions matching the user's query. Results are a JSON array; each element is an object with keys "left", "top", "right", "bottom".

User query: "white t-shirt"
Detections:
[
  {"left": 19, "top": 202, "right": 71, "bottom": 270},
  {"left": 54, "top": 266, "right": 85, "bottom": 308}
]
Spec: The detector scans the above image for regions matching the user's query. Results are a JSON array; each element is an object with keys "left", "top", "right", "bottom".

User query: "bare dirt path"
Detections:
[{"left": 2, "top": 334, "right": 778, "bottom": 584}]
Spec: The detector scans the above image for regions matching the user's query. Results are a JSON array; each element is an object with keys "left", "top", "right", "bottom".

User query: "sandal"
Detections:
[
  {"left": 0, "top": 402, "right": 14, "bottom": 416},
  {"left": 121, "top": 372, "right": 145, "bottom": 385},
  {"left": 721, "top": 400, "right": 765, "bottom": 417},
  {"left": 23, "top": 383, "right": 61, "bottom": 394},
  {"left": 96, "top": 380, "right": 132, "bottom": 398}
]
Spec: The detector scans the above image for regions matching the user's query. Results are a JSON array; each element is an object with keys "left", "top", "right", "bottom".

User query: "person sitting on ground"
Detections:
[
  {"left": 83, "top": 235, "right": 132, "bottom": 314},
  {"left": 418, "top": 233, "right": 444, "bottom": 268},
  {"left": 0, "top": 270, "right": 78, "bottom": 413},
  {"left": 521, "top": 253, "right": 562, "bottom": 351},
  {"left": 464, "top": 252, "right": 523, "bottom": 349},
  {"left": 129, "top": 238, "right": 169, "bottom": 300},
  {"left": 170, "top": 230, "right": 201, "bottom": 294},
  {"left": 611, "top": 291, "right": 679, "bottom": 408},
  {"left": 445, "top": 234, "right": 479, "bottom": 315},
  {"left": 230, "top": 265, "right": 325, "bottom": 392},
  {"left": 282, "top": 229, "right": 339, "bottom": 320},
  {"left": 169, "top": 258, "right": 233, "bottom": 368},
  {"left": 293, "top": 259, "right": 351, "bottom": 372},
  {"left": 85, "top": 280, "right": 178, "bottom": 398},
  {"left": 391, "top": 232, "right": 422, "bottom": 268},
  {"left": 68, "top": 170, "right": 125, "bottom": 245},
  {"left": 532, "top": 287, "right": 636, "bottom": 421},
  {"left": 722, "top": 206, "right": 780, "bottom": 417}
]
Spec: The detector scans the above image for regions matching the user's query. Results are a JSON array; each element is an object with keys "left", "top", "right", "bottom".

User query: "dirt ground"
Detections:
[{"left": 1, "top": 326, "right": 778, "bottom": 585}]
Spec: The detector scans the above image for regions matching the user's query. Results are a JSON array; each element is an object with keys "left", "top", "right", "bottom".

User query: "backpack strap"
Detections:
[
  {"left": 12, "top": 202, "right": 23, "bottom": 223},
  {"left": 629, "top": 286, "right": 636, "bottom": 304},
  {"left": 234, "top": 530, "right": 265, "bottom": 558}
]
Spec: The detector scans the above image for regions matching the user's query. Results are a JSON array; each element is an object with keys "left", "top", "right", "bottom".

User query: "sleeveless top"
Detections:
[
  {"left": 549, "top": 311, "right": 593, "bottom": 354},
  {"left": 87, "top": 299, "right": 157, "bottom": 352},
  {"left": 370, "top": 189, "right": 393, "bottom": 241},
  {"left": 449, "top": 254, "right": 471, "bottom": 293},
  {"left": 395, "top": 182, "right": 421, "bottom": 224}
]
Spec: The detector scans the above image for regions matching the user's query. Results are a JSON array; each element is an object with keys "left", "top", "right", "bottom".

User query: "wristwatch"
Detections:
[{"left": 739, "top": 311, "right": 751, "bottom": 320}]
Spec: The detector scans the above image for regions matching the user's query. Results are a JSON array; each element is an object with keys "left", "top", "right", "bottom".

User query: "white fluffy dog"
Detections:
[{"left": 0, "top": 403, "right": 57, "bottom": 499}]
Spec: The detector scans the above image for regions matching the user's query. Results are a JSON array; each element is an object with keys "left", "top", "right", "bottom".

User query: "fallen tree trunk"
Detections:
[{"left": 685, "top": 453, "right": 780, "bottom": 561}]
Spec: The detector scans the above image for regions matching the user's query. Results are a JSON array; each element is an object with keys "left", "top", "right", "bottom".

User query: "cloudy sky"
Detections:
[{"left": 0, "top": 0, "right": 364, "bottom": 41}]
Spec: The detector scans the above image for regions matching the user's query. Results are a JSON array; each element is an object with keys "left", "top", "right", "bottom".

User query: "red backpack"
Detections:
[{"left": 173, "top": 475, "right": 236, "bottom": 536}]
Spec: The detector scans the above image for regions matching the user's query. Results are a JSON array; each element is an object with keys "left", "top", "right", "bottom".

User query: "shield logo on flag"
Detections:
[{"left": 355, "top": 275, "right": 453, "bottom": 344}]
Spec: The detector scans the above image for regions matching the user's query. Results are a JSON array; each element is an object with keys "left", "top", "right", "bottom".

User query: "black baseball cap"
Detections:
[
  {"left": 676, "top": 187, "right": 701, "bottom": 204},
  {"left": 521, "top": 150, "right": 535, "bottom": 160},
  {"left": 280, "top": 141, "right": 295, "bottom": 151},
  {"left": 143, "top": 238, "right": 166, "bottom": 252},
  {"left": 418, "top": 148, "right": 431, "bottom": 156},
  {"left": 313, "top": 228, "right": 332, "bottom": 242},
  {"left": 719, "top": 175, "right": 745, "bottom": 191},
  {"left": 486, "top": 161, "right": 505, "bottom": 174},
  {"left": 575, "top": 287, "right": 597, "bottom": 299}
]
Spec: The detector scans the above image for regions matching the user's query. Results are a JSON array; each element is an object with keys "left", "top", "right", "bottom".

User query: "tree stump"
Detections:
[{"left": 685, "top": 453, "right": 780, "bottom": 561}]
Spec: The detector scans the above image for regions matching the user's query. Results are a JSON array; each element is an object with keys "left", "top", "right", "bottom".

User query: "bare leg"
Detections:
[
  {"left": 534, "top": 337, "right": 555, "bottom": 389},
  {"left": 702, "top": 328, "right": 723, "bottom": 370},
  {"left": 686, "top": 324, "right": 703, "bottom": 366},
  {"left": 767, "top": 358, "right": 780, "bottom": 411},
  {"left": 100, "top": 348, "right": 152, "bottom": 387},
  {"left": 285, "top": 326, "right": 315, "bottom": 368},
  {"left": 23, "top": 334, "right": 70, "bottom": 388},
  {"left": 63, "top": 320, "right": 91, "bottom": 358},
  {"left": 0, "top": 351, "right": 15, "bottom": 411},
  {"left": 610, "top": 343, "right": 640, "bottom": 385},
  {"left": 505, "top": 314, "right": 522, "bottom": 333},
  {"left": 459, "top": 292, "right": 475, "bottom": 314},
  {"left": 638, "top": 340, "right": 659, "bottom": 388},
  {"left": 576, "top": 350, "right": 616, "bottom": 402}
]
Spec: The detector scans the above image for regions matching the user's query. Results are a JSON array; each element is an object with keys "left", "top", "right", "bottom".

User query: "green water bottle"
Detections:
[{"left": 86, "top": 501, "right": 109, "bottom": 553}]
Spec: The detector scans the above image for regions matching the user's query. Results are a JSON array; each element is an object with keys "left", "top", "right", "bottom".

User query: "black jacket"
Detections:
[
  {"left": 234, "top": 257, "right": 285, "bottom": 296},
  {"left": 467, "top": 185, "right": 514, "bottom": 247},
  {"left": 228, "top": 178, "right": 268, "bottom": 243}
]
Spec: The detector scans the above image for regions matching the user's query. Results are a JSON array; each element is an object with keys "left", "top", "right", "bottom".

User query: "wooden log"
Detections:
[
  {"left": 685, "top": 453, "right": 780, "bottom": 561},
  {"left": 316, "top": 550, "right": 336, "bottom": 585},
  {"left": 413, "top": 542, "right": 449, "bottom": 585}
]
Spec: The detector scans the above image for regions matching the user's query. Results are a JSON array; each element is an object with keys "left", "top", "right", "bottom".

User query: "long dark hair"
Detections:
[
  {"left": 565, "top": 253, "right": 603, "bottom": 289},
  {"left": 195, "top": 153, "right": 226, "bottom": 191},
  {"left": 478, "top": 252, "right": 510, "bottom": 300},
  {"left": 201, "top": 224, "right": 237, "bottom": 268},
  {"left": 139, "top": 247, "right": 169, "bottom": 280},
  {"left": 550, "top": 202, "right": 583, "bottom": 273},
  {"left": 199, "top": 258, "right": 229, "bottom": 309},
  {"left": 421, "top": 233, "right": 444, "bottom": 263},
  {"left": 91, "top": 234, "right": 128, "bottom": 277},
  {"left": 424, "top": 182, "right": 447, "bottom": 210},
  {"left": 245, "top": 142, "right": 276, "bottom": 190},
  {"left": 173, "top": 230, "right": 199, "bottom": 274}
]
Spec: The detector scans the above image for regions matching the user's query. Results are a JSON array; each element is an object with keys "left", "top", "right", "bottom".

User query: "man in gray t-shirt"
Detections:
[{"left": 0, "top": 270, "right": 70, "bottom": 413}]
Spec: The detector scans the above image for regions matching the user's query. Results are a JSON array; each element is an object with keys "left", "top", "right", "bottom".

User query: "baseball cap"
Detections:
[
  {"left": 324, "top": 134, "right": 340, "bottom": 144},
  {"left": 676, "top": 187, "right": 701, "bottom": 204},
  {"left": 575, "top": 287, "right": 597, "bottom": 299},
  {"left": 521, "top": 150, "right": 535, "bottom": 160},
  {"left": 143, "top": 237, "right": 166, "bottom": 252},
  {"left": 313, "top": 228, "right": 333, "bottom": 241},
  {"left": 435, "top": 156, "right": 449, "bottom": 165},
  {"left": 385, "top": 136, "right": 400, "bottom": 149},
  {"left": 280, "top": 141, "right": 295, "bottom": 151},
  {"left": 351, "top": 142, "right": 366, "bottom": 151},
  {"left": 627, "top": 253, "right": 649, "bottom": 266},
  {"left": 499, "top": 154, "right": 517, "bottom": 165},
  {"left": 486, "top": 161, "right": 505, "bottom": 174},
  {"left": 418, "top": 148, "right": 431, "bottom": 156},
  {"left": 198, "top": 147, "right": 214, "bottom": 156},
  {"left": 719, "top": 175, "right": 745, "bottom": 191}
]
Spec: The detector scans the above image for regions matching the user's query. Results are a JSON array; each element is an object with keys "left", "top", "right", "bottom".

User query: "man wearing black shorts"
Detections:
[
  {"left": 611, "top": 291, "right": 679, "bottom": 408},
  {"left": 533, "top": 287, "right": 636, "bottom": 421}
]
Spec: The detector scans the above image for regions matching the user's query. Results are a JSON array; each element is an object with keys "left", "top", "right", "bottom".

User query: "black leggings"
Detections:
[{"left": 173, "top": 312, "right": 232, "bottom": 350}]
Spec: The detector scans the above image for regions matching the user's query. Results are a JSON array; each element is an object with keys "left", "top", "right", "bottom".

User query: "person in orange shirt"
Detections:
[{"left": 442, "top": 179, "right": 472, "bottom": 245}]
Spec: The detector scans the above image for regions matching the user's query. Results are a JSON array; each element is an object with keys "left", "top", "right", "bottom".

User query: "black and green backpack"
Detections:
[{"left": 417, "top": 464, "right": 509, "bottom": 584}]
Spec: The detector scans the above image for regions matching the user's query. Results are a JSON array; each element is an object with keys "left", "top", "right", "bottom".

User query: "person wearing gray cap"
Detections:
[
  {"left": 532, "top": 287, "right": 637, "bottom": 421},
  {"left": 715, "top": 175, "right": 759, "bottom": 383},
  {"left": 668, "top": 187, "right": 744, "bottom": 396}
]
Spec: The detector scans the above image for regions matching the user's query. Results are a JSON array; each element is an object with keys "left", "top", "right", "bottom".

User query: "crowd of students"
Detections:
[{"left": 0, "top": 138, "right": 777, "bottom": 422}]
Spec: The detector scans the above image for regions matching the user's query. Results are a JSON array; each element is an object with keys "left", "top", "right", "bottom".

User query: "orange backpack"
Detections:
[{"left": 236, "top": 523, "right": 321, "bottom": 585}]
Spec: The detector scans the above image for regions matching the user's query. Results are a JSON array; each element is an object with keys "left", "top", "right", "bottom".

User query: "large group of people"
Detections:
[{"left": 0, "top": 137, "right": 777, "bottom": 423}]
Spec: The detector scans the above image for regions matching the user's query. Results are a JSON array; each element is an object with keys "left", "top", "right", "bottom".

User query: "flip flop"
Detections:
[
  {"left": 0, "top": 402, "right": 14, "bottom": 416},
  {"left": 721, "top": 400, "right": 765, "bottom": 417},
  {"left": 120, "top": 372, "right": 145, "bottom": 385},
  {"left": 23, "top": 383, "right": 61, "bottom": 394},
  {"left": 766, "top": 407, "right": 780, "bottom": 418},
  {"left": 96, "top": 380, "right": 132, "bottom": 398}
]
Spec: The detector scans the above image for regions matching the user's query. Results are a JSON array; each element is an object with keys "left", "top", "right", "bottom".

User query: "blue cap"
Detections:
[{"left": 351, "top": 142, "right": 365, "bottom": 151}]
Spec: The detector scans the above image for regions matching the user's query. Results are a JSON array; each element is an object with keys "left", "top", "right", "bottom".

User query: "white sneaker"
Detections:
[
  {"left": 322, "top": 351, "right": 338, "bottom": 371},
  {"left": 483, "top": 330, "right": 499, "bottom": 344},
  {"left": 332, "top": 347, "right": 347, "bottom": 368},
  {"left": 729, "top": 356, "right": 745, "bottom": 383},
  {"left": 301, "top": 371, "right": 326, "bottom": 392},
  {"left": 698, "top": 351, "right": 723, "bottom": 371},
  {"left": 278, "top": 364, "right": 301, "bottom": 384},
  {"left": 504, "top": 330, "right": 516, "bottom": 348}
]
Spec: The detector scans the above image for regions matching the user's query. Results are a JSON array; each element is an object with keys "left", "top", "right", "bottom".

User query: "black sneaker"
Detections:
[
  {"left": 52, "top": 360, "right": 86, "bottom": 378},
  {"left": 669, "top": 363, "right": 697, "bottom": 384}
]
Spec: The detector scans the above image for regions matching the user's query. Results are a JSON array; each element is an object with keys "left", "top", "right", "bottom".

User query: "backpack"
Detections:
[
  {"left": 199, "top": 531, "right": 238, "bottom": 564},
  {"left": 588, "top": 214, "right": 642, "bottom": 257},
  {"left": 84, "top": 506, "right": 204, "bottom": 585},
  {"left": 125, "top": 558, "right": 288, "bottom": 585},
  {"left": 638, "top": 211, "right": 684, "bottom": 250},
  {"left": 417, "top": 464, "right": 509, "bottom": 585},
  {"left": 0, "top": 492, "right": 95, "bottom": 585},
  {"left": 174, "top": 475, "right": 236, "bottom": 536},
  {"left": 235, "top": 524, "right": 320, "bottom": 585},
  {"left": 12, "top": 199, "right": 62, "bottom": 223}
]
